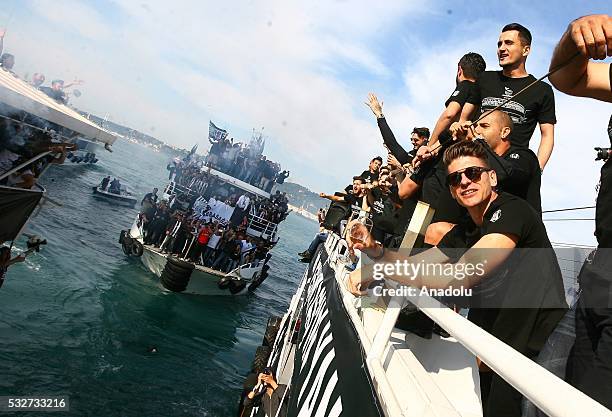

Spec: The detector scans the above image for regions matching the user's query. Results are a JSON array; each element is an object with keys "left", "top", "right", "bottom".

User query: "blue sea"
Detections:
[{"left": 0, "top": 139, "right": 318, "bottom": 416}]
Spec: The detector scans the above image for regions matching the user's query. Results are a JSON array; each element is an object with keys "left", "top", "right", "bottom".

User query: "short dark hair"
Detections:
[
  {"left": 372, "top": 156, "right": 383, "bottom": 164},
  {"left": 352, "top": 176, "right": 364, "bottom": 182},
  {"left": 412, "top": 127, "right": 430, "bottom": 139},
  {"left": 443, "top": 140, "right": 490, "bottom": 169},
  {"left": 502, "top": 23, "right": 532, "bottom": 46},
  {"left": 458, "top": 52, "right": 486, "bottom": 79}
]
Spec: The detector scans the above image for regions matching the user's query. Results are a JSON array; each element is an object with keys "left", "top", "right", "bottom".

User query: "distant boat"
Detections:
[{"left": 92, "top": 185, "right": 137, "bottom": 208}]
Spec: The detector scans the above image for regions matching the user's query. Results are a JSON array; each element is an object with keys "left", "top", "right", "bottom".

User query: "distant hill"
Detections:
[
  {"left": 274, "top": 182, "right": 326, "bottom": 216},
  {"left": 79, "top": 112, "right": 189, "bottom": 157}
]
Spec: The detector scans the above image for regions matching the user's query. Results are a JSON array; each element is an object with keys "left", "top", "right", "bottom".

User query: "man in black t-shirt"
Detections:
[
  {"left": 320, "top": 176, "right": 366, "bottom": 209},
  {"left": 359, "top": 156, "right": 382, "bottom": 185},
  {"left": 548, "top": 14, "right": 612, "bottom": 410},
  {"left": 348, "top": 140, "right": 566, "bottom": 417},
  {"left": 460, "top": 23, "right": 556, "bottom": 170},
  {"left": 396, "top": 53, "right": 486, "bottom": 215},
  {"left": 426, "top": 52, "right": 487, "bottom": 152},
  {"left": 424, "top": 110, "right": 542, "bottom": 246},
  {"left": 365, "top": 93, "right": 428, "bottom": 165}
]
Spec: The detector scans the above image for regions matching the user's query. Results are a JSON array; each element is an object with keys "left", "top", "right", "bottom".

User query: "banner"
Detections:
[
  {"left": 195, "top": 197, "right": 235, "bottom": 224},
  {"left": 208, "top": 121, "right": 228, "bottom": 142},
  {"left": 286, "top": 246, "right": 384, "bottom": 417}
]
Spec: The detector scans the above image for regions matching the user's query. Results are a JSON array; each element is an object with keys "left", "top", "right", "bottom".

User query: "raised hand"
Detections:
[{"left": 365, "top": 92, "right": 384, "bottom": 118}]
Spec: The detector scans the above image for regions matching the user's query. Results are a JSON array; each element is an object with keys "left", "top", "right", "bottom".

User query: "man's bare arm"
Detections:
[
  {"left": 537, "top": 123, "right": 555, "bottom": 169},
  {"left": 430, "top": 101, "right": 462, "bottom": 147},
  {"left": 549, "top": 14, "right": 612, "bottom": 103},
  {"left": 319, "top": 192, "right": 344, "bottom": 203},
  {"left": 458, "top": 102, "right": 477, "bottom": 123},
  {"left": 398, "top": 175, "right": 420, "bottom": 200}
]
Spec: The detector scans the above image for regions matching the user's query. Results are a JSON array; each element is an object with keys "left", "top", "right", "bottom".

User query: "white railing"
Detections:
[
  {"left": 164, "top": 181, "right": 199, "bottom": 199},
  {"left": 324, "top": 202, "right": 612, "bottom": 417},
  {"left": 246, "top": 213, "right": 278, "bottom": 240}
]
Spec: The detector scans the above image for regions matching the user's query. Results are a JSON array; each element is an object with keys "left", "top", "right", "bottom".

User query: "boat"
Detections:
[
  {"left": 65, "top": 136, "right": 102, "bottom": 164},
  {"left": 119, "top": 127, "right": 288, "bottom": 296},
  {"left": 0, "top": 68, "right": 116, "bottom": 244},
  {"left": 239, "top": 203, "right": 610, "bottom": 417},
  {"left": 92, "top": 184, "right": 138, "bottom": 208}
]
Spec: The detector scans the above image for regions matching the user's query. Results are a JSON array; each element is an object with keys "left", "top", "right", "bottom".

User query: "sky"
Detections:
[{"left": 1, "top": 0, "right": 611, "bottom": 246}]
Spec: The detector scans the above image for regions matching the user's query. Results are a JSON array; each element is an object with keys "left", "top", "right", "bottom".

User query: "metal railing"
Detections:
[
  {"left": 246, "top": 212, "right": 278, "bottom": 240},
  {"left": 324, "top": 202, "right": 612, "bottom": 417}
]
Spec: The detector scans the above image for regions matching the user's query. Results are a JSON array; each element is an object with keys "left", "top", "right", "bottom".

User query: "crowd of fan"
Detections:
[
  {"left": 138, "top": 154, "right": 290, "bottom": 273},
  {"left": 206, "top": 136, "right": 289, "bottom": 192},
  {"left": 296, "top": 19, "right": 612, "bottom": 417},
  {"left": 168, "top": 156, "right": 290, "bottom": 224},
  {"left": 140, "top": 189, "right": 273, "bottom": 273}
]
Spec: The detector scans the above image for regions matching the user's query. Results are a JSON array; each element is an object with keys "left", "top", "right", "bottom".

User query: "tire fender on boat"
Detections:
[
  {"left": 228, "top": 279, "right": 247, "bottom": 294},
  {"left": 131, "top": 240, "right": 144, "bottom": 257},
  {"left": 160, "top": 257, "right": 194, "bottom": 292},
  {"left": 217, "top": 276, "right": 232, "bottom": 290}
]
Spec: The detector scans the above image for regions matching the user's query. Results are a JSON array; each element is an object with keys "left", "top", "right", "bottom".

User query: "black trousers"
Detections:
[{"left": 566, "top": 250, "right": 612, "bottom": 410}]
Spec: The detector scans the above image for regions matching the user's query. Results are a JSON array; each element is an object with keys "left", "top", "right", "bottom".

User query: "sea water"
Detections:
[{"left": 0, "top": 139, "right": 317, "bottom": 416}]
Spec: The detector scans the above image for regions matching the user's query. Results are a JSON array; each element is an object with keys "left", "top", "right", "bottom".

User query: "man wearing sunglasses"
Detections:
[
  {"left": 348, "top": 140, "right": 566, "bottom": 417},
  {"left": 425, "top": 110, "right": 542, "bottom": 246}
]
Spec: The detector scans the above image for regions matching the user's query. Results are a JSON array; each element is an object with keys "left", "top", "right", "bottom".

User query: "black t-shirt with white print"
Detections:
[
  {"left": 438, "top": 192, "right": 567, "bottom": 353},
  {"left": 445, "top": 80, "right": 475, "bottom": 107},
  {"left": 360, "top": 170, "right": 379, "bottom": 184},
  {"left": 468, "top": 71, "right": 556, "bottom": 148}
]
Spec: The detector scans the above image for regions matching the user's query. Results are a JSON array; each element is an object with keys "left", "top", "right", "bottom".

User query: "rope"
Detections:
[
  {"left": 472, "top": 51, "right": 581, "bottom": 125},
  {"left": 543, "top": 218, "right": 595, "bottom": 221},
  {"left": 542, "top": 206, "right": 595, "bottom": 213}
]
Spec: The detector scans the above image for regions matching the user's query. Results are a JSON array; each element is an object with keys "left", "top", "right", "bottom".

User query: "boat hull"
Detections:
[
  {"left": 139, "top": 245, "right": 265, "bottom": 295},
  {"left": 92, "top": 186, "right": 137, "bottom": 208}
]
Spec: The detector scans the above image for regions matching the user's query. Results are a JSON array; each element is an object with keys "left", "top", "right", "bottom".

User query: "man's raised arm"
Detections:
[
  {"left": 365, "top": 93, "right": 412, "bottom": 164},
  {"left": 549, "top": 14, "right": 612, "bottom": 103}
]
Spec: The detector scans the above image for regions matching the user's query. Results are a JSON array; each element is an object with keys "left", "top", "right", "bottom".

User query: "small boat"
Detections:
[{"left": 92, "top": 185, "right": 138, "bottom": 208}]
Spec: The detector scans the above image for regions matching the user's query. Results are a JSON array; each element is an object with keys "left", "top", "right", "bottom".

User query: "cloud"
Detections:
[
  {"left": 5, "top": 0, "right": 609, "bottom": 246},
  {"left": 26, "top": 0, "right": 112, "bottom": 40}
]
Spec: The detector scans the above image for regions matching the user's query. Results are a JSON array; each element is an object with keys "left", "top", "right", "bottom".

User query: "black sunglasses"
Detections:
[{"left": 446, "top": 166, "right": 491, "bottom": 187}]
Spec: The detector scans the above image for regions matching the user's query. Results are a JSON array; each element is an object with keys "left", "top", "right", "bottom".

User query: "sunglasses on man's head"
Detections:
[{"left": 446, "top": 166, "right": 492, "bottom": 187}]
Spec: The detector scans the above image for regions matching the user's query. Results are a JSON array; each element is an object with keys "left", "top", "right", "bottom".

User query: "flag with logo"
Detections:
[{"left": 208, "top": 121, "right": 228, "bottom": 142}]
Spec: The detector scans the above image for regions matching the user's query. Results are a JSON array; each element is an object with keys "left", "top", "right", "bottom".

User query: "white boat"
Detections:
[
  {"left": 92, "top": 185, "right": 138, "bottom": 208},
  {"left": 119, "top": 135, "right": 287, "bottom": 295},
  {"left": 65, "top": 137, "right": 102, "bottom": 164},
  {"left": 122, "top": 219, "right": 271, "bottom": 295},
  {"left": 239, "top": 203, "right": 611, "bottom": 417},
  {"left": 121, "top": 194, "right": 275, "bottom": 295}
]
